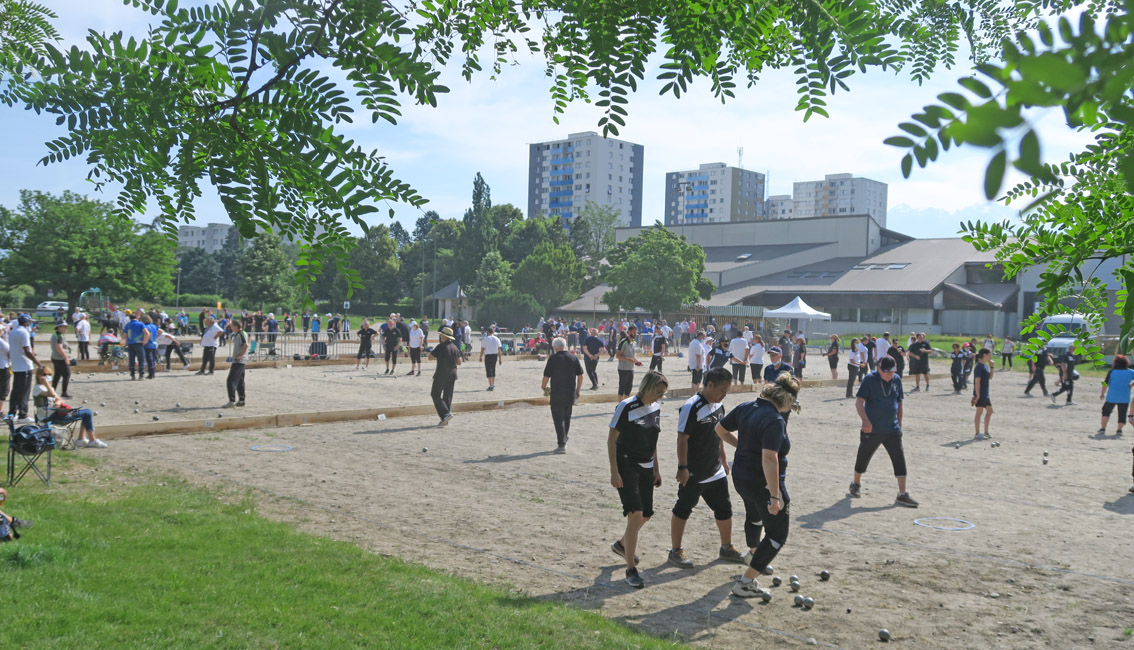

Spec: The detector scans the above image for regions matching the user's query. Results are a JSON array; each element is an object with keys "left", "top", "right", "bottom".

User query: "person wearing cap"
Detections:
[
  {"left": 479, "top": 327, "right": 503, "bottom": 391},
  {"left": 310, "top": 313, "right": 322, "bottom": 341},
  {"left": 407, "top": 320, "right": 424, "bottom": 376},
  {"left": 763, "top": 345, "right": 791, "bottom": 384},
  {"left": 8, "top": 314, "right": 42, "bottom": 423},
  {"left": 848, "top": 355, "right": 919, "bottom": 507},
  {"left": 49, "top": 322, "right": 74, "bottom": 398},
  {"left": 196, "top": 317, "right": 222, "bottom": 375},
  {"left": 327, "top": 313, "right": 341, "bottom": 343},
  {"left": 429, "top": 326, "right": 462, "bottom": 425},
  {"left": 395, "top": 313, "right": 410, "bottom": 348}
]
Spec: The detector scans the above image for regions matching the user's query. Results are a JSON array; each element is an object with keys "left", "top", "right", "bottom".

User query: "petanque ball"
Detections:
[
  {"left": 762, "top": 565, "right": 774, "bottom": 576},
  {"left": 803, "top": 597, "right": 814, "bottom": 609},
  {"left": 790, "top": 582, "right": 801, "bottom": 592},
  {"left": 152, "top": 416, "right": 159, "bottom": 421},
  {"left": 1043, "top": 458, "right": 1049, "bottom": 465},
  {"left": 82, "top": 400, "right": 87, "bottom": 404},
  {"left": 422, "top": 447, "right": 429, "bottom": 453},
  {"left": 772, "top": 576, "right": 783, "bottom": 587},
  {"left": 100, "top": 402, "right": 106, "bottom": 407},
  {"left": 133, "top": 409, "right": 139, "bottom": 414},
  {"left": 794, "top": 595, "right": 804, "bottom": 606},
  {"left": 955, "top": 443, "right": 960, "bottom": 449},
  {"left": 176, "top": 403, "right": 181, "bottom": 408},
  {"left": 820, "top": 570, "right": 831, "bottom": 581},
  {"left": 879, "top": 629, "right": 891, "bottom": 642},
  {"left": 1043, "top": 450, "right": 1049, "bottom": 456},
  {"left": 760, "top": 590, "right": 772, "bottom": 603},
  {"left": 134, "top": 400, "right": 139, "bottom": 405},
  {"left": 789, "top": 575, "right": 799, "bottom": 583}
]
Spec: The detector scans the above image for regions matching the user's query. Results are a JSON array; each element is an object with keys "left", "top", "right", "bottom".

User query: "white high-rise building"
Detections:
[
  {"left": 791, "top": 173, "right": 887, "bottom": 227},
  {"left": 765, "top": 195, "right": 794, "bottom": 220},
  {"left": 527, "top": 131, "right": 644, "bottom": 228},
  {"left": 177, "top": 223, "right": 232, "bottom": 253},
  {"left": 663, "top": 163, "right": 765, "bottom": 225}
]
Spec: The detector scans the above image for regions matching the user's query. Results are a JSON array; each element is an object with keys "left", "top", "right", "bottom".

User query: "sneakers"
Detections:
[
  {"left": 194, "top": 370, "right": 206, "bottom": 375},
  {"left": 553, "top": 445, "right": 566, "bottom": 454},
  {"left": 10, "top": 518, "right": 32, "bottom": 529},
  {"left": 487, "top": 385, "right": 495, "bottom": 391},
  {"left": 1097, "top": 428, "right": 1106, "bottom": 435},
  {"left": 731, "top": 578, "right": 766, "bottom": 599},
  {"left": 236, "top": 401, "right": 246, "bottom": 407},
  {"left": 439, "top": 414, "right": 453, "bottom": 427},
  {"left": 910, "top": 387, "right": 920, "bottom": 393},
  {"left": 1050, "top": 395, "right": 1057, "bottom": 404},
  {"left": 848, "top": 482, "right": 861, "bottom": 498},
  {"left": 15, "top": 417, "right": 34, "bottom": 425},
  {"left": 88, "top": 439, "right": 108, "bottom": 449},
  {"left": 895, "top": 492, "right": 919, "bottom": 508},
  {"left": 183, "top": 364, "right": 190, "bottom": 370},
  {"left": 974, "top": 433, "right": 988, "bottom": 440},
  {"left": 1066, "top": 401, "right": 1077, "bottom": 406},
  {"left": 222, "top": 401, "right": 236, "bottom": 408},
  {"left": 73, "top": 439, "right": 88, "bottom": 448},
  {"left": 416, "top": 370, "right": 422, "bottom": 376},
  {"left": 625, "top": 568, "right": 644, "bottom": 589},
  {"left": 406, "top": 370, "right": 415, "bottom": 376},
  {"left": 668, "top": 548, "right": 694, "bottom": 569},
  {"left": 610, "top": 539, "right": 639, "bottom": 564},
  {"left": 719, "top": 544, "right": 746, "bottom": 564}
]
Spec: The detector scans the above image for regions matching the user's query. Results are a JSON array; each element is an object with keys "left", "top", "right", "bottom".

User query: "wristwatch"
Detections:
[{"left": 677, "top": 465, "right": 689, "bottom": 471}]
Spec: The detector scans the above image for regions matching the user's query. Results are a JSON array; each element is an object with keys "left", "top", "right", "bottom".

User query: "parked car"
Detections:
[
  {"left": 36, "top": 301, "right": 68, "bottom": 311},
  {"left": 1039, "top": 313, "right": 1100, "bottom": 360}
]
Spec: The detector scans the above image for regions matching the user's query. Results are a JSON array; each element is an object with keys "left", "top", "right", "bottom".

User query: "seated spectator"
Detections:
[
  {"left": 32, "top": 366, "right": 106, "bottom": 449},
  {"left": 0, "top": 487, "right": 33, "bottom": 542}
]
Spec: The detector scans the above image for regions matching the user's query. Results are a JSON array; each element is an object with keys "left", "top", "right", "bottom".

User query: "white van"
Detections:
[{"left": 1038, "top": 313, "right": 1099, "bottom": 359}]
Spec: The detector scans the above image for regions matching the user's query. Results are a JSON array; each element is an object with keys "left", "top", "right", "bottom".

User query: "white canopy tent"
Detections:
[{"left": 763, "top": 297, "right": 831, "bottom": 343}]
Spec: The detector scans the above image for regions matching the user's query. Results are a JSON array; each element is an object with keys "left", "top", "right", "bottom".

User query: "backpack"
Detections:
[{"left": 10, "top": 424, "right": 56, "bottom": 456}]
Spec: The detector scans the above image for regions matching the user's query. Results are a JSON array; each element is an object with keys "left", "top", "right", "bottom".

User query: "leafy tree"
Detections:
[
  {"left": 488, "top": 203, "right": 523, "bottom": 234},
  {"left": 237, "top": 233, "right": 295, "bottom": 309},
  {"left": 213, "top": 228, "right": 244, "bottom": 300},
  {"left": 0, "top": 190, "right": 173, "bottom": 312},
  {"left": 413, "top": 211, "right": 441, "bottom": 242},
  {"left": 177, "top": 246, "right": 221, "bottom": 296},
  {"left": 458, "top": 173, "right": 495, "bottom": 285},
  {"left": 568, "top": 201, "right": 619, "bottom": 284},
  {"left": 513, "top": 242, "right": 583, "bottom": 313},
  {"left": 3, "top": 0, "right": 1027, "bottom": 292},
  {"left": 467, "top": 250, "right": 513, "bottom": 304},
  {"left": 337, "top": 226, "right": 400, "bottom": 305},
  {"left": 388, "top": 222, "right": 411, "bottom": 249},
  {"left": 0, "top": 0, "right": 57, "bottom": 100},
  {"left": 500, "top": 215, "right": 568, "bottom": 267},
  {"left": 603, "top": 226, "right": 713, "bottom": 314},
  {"left": 478, "top": 291, "right": 542, "bottom": 331}
]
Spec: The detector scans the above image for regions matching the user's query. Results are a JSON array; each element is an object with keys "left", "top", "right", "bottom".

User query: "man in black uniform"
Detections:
[
  {"left": 429, "top": 327, "right": 462, "bottom": 426},
  {"left": 381, "top": 318, "right": 402, "bottom": 375},
  {"left": 849, "top": 356, "right": 919, "bottom": 507},
  {"left": 650, "top": 329, "right": 666, "bottom": 372},
  {"left": 1024, "top": 347, "right": 1053, "bottom": 397},
  {"left": 541, "top": 337, "right": 584, "bottom": 453},
  {"left": 668, "top": 367, "right": 747, "bottom": 568},
  {"left": 301, "top": 310, "right": 311, "bottom": 337},
  {"left": 581, "top": 327, "right": 605, "bottom": 390}
]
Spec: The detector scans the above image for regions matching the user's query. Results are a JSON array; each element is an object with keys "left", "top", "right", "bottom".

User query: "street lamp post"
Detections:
[
  {"left": 175, "top": 265, "right": 182, "bottom": 308},
  {"left": 675, "top": 181, "right": 693, "bottom": 240}
]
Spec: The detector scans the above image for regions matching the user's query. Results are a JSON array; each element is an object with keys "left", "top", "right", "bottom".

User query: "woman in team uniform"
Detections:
[
  {"left": 355, "top": 319, "right": 378, "bottom": 370},
  {"left": 608, "top": 370, "right": 668, "bottom": 589},
  {"left": 748, "top": 335, "right": 766, "bottom": 385},
  {"left": 825, "top": 334, "right": 840, "bottom": 380}
]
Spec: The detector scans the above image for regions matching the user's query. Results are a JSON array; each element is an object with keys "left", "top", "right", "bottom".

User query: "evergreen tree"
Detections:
[
  {"left": 237, "top": 233, "right": 295, "bottom": 309},
  {"left": 513, "top": 242, "right": 584, "bottom": 313},
  {"left": 467, "top": 250, "right": 513, "bottom": 304}
]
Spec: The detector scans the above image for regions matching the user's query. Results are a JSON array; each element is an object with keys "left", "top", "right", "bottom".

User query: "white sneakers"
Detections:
[{"left": 75, "top": 439, "right": 108, "bottom": 449}]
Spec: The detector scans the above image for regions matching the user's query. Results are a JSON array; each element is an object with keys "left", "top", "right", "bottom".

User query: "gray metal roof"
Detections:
[{"left": 429, "top": 281, "right": 466, "bottom": 301}]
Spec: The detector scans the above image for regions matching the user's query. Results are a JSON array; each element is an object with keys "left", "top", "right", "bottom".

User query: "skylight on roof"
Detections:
[
  {"left": 735, "top": 253, "right": 752, "bottom": 262},
  {"left": 888, "top": 263, "right": 910, "bottom": 270}
]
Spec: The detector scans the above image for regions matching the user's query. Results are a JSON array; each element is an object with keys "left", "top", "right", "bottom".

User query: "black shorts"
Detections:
[
  {"left": 1102, "top": 401, "right": 1129, "bottom": 423},
  {"left": 357, "top": 342, "right": 372, "bottom": 359},
  {"left": 616, "top": 457, "right": 656, "bottom": 517},
  {"left": 912, "top": 360, "right": 930, "bottom": 375},
  {"left": 672, "top": 475, "right": 733, "bottom": 520},
  {"left": 0, "top": 368, "right": 9, "bottom": 400},
  {"left": 384, "top": 347, "right": 398, "bottom": 362},
  {"left": 974, "top": 397, "right": 991, "bottom": 407},
  {"left": 828, "top": 355, "right": 839, "bottom": 369},
  {"left": 410, "top": 347, "right": 421, "bottom": 363},
  {"left": 749, "top": 363, "right": 763, "bottom": 379},
  {"left": 618, "top": 369, "right": 634, "bottom": 395},
  {"left": 691, "top": 369, "right": 703, "bottom": 385},
  {"left": 484, "top": 353, "right": 498, "bottom": 378}
]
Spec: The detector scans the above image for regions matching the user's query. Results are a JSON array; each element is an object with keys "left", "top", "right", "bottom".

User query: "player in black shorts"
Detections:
[
  {"left": 355, "top": 320, "right": 378, "bottom": 370},
  {"left": 668, "top": 367, "right": 747, "bottom": 569},
  {"left": 381, "top": 319, "right": 401, "bottom": 375}
]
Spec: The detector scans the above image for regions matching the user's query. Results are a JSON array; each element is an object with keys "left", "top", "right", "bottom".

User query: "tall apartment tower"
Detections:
[
  {"left": 527, "top": 131, "right": 644, "bottom": 228},
  {"left": 765, "top": 195, "right": 794, "bottom": 220},
  {"left": 177, "top": 223, "right": 233, "bottom": 253},
  {"left": 791, "top": 173, "right": 888, "bottom": 227},
  {"left": 663, "top": 163, "right": 766, "bottom": 225}
]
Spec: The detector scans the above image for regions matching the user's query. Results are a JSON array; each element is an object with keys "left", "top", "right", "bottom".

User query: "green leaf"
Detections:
[{"left": 984, "top": 149, "right": 1007, "bottom": 200}]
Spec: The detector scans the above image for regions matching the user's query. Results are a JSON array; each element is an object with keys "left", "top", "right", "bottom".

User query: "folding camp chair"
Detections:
[{"left": 6, "top": 420, "right": 55, "bottom": 487}]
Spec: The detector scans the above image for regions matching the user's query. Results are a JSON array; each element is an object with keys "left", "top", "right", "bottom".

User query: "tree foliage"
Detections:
[
  {"left": 0, "top": 190, "right": 174, "bottom": 310},
  {"left": 568, "top": 201, "right": 618, "bottom": 285},
  {"left": 513, "top": 241, "right": 583, "bottom": 313},
  {"left": 500, "top": 214, "right": 568, "bottom": 267},
  {"left": 478, "top": 291, "right": 542, "bottom": 331},
  {"left": 467, "top": 249, "right": 512, "bottom": 305},
  {"left": 237, "top": 232, "right": 295, "bottom": 308},
  {"left": 603, "top": 226, "right": 713, "bottom": 314}
]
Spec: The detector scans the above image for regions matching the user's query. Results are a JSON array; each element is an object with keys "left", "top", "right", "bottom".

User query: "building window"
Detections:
[
  {"left": 828, "top": 307, "right": 857, "bottom": 322},
  {"left": 860, "top": 308, "right": 892, "bottom": 323}
]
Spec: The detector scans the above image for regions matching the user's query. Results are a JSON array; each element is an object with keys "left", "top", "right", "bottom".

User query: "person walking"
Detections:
[
  {"left": 1099, "top": 355, "right": 1134, "bottom": 435},
  {"left": 1024, "top": 347, "right": 1053, "bottom": 397},
  {"left": 727, "top": 331, "right": 749, "bottom": 385},
  {"left": 7, "top": 315, "right": 41, "bottom": 423},
  {"left": 825, "top": 334, "right": 840, "bottom": 380},
  {"left": 614, "top": 325, "right": 642, "bottom": 400},
  {"left": 982, "top": 334, "right": 997, "bottom": 369},
  {"left": 310, "top": 313, "right": 321, "bottom": 341},
  {"left": 668, "top": 366, "right": 747, "bottom": 569},
  {"left": 865, "top": 335, "right": 877, "bottom": 372},
  {"left": 407, "top": 321, "right": 424, "bottom": 376},
  {"left": 791, "top": 336, "right": 807, "bottom": 379},
  {"left": 196, "top": 317, "right": 221, "bottom": 375},
  {"left": 141, "top": 315, "right": 160, "bottom": 379},
  {"left": 541, "top": 337, "right": 583, "bottom": 453},
  {"left": 650, "top": 328, "right": 667, "bottom": 372},
  {"left": 608, "top": 370, "right": 668, "bottom": 589},
  {"left": 480, "top": 327, "right": 502, "bottom": 391},
  {"left": 157, "top": 320, "right": 190, "bottom": 371},
  {"left": 747, "top": 335, "right": 766, "bottom": 385},
  {"left": 222, "top": 320, "right": 249, "bottom": 408},
  {"left": 429, "top": 326, "right": 461, "bottom": 426},
  {"left": 848, "top": 356, "right": 918, "bottom": 507},
  {"left": 906, "top": 332, "right": 931, "bottom": 391},
  {"left": 972, "top": 348, "right": 994, "bottom": 439},
  {"left": 123, "top": 312, "right": 149, "bottom": 380},
  {"left": 875, "top": 333, "right": 892, "bottom": 366},
  {"left": 75, "top": 313, "right": 91, "bottom": 361},
  {"left": 687, "top": 330, "right": 707, "bottom": 391},
  {"left": 49, "top": 323, "right": 73, "bottom": 398},
  {"left": 381, "top": 318, "right": 402, "bottom": 375},
  {"left": 355, "top": 320, "right": 377, "bottom": 370},
  {"left": 949, "top": 343, "right": 966, "bottom": 394},
  {"left": 1051, "top": 348, "right": 1078, "bottom": 405},
  {"left": 714, "top": 372, "right": 801, "bottom": 598},
  {"left": 581, "top": 327, "right": 605, "bottom": 390},
  {"left": 1001, "top": 337, "right": 1016, "bottom": 370},
  {"left": 845, "top": 338, "right": 864, "bottom": 398}
]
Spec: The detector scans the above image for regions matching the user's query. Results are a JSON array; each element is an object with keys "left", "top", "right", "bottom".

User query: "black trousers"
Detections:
[
  {"left": 854, "top": 431, "right": 908, "bottom": 477},
  {"left": 201, "top": 347, "right": 217, "bottom": 373},
  {"left": 1001, "top": 353, "right": 1013, "bottom": 368},
  {"left": 584, "top": 357, "right": 599, "bottom": 387},
  {"left": 732, "top": 475, "right": 789, "bottom": 572},
  {"left": 1025, "top": 368, "right": 1048, "bottom": 395},
  {"left": 550, "top": 399, "right": 573, "bottom": 446},
  {"left": 1052, "top": 379, "right": 1074, "bottom": 402},
  {"left": 951, "top": 366, "right": 964, "bottom": 392},
  {"left": 845, "top": 365, "right": 859, "bottom": 397},
  {"left": 8, "top": 370, "right": 31, "bottom": 418},
  {"left": 78, "top": 341, "right": 90, "bottom": 360},
  {"left": 617, "top": 369, "right": 634, "bottom": 396},
  {"left": 226, "top": 363, "right": 246, "bottom": 402},
  {"left": 732, "top": 363, "right": 746, "bottom": 383},
  {"left": 128, "top": 343, "right": 145, "bottom": 377},
  {"left": 431, "top": 374, "right": 456, "bottom": 419},
  {"left": 649, "top": 356, "right": 664, "bottom": 372},
  {"left": 52, "top": 359, "right": 71, "bottom": 395},
  {"left": 164, "top": 345, "right": 189, "bottom": 370},
  {"left": 144, "top": 347, "right": 158, "bottom": 378}
]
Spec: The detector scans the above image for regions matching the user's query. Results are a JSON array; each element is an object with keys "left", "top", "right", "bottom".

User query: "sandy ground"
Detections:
[{"left": 73, "top": 362, "right": 1134, "bottom": 649}]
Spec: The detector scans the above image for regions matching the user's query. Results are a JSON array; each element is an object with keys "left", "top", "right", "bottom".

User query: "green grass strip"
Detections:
[{"left": 0, "top": 469, "right": 682, "bottom": 649}]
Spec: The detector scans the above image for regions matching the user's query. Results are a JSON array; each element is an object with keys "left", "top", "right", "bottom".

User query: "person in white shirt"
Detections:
[
  {"left": 0, "top": 324, "right": 10, "bottom": 416},
  {"left": 75, "top": 313, "right": 92, "bottom": 360},
  {"left": 748, "top": 335, "right": 766, "bottom": 384},
  {"left": 479, "top": 328, "right": 503, "bottom": 390},
  {"left": 687, "top": 330, "right": 707, "bottom": 391},
  {"left": 157, "top": 321, "right": 190, "bottom": 371},
  {"left": 981, "top": 334, "right": 996, "bottom": 369},
  {"left": 8, "top": 315, "right": 42, "bottom": 423},
  {"left": 408, "top": 321, "right": 425, "bottom": 376},
  {"left": 741, "top": 326, "right": 753, "bottom": 343},
  {"left": 196, "top": 317, "right": 223, "bottom": 375},
  {"left": 846, "top": 337, "right": 866, "bottom": 398},
  {"left": 727, "top": 332, "right": 750, "bottom": 385},
  {"left": 876, "top": 332, "right": 892, "bottom": 365}
]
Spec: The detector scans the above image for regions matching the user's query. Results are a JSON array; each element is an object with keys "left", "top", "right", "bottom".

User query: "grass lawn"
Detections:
[{"left": 0, "top": 456, "right": 682, "bottom": 650}]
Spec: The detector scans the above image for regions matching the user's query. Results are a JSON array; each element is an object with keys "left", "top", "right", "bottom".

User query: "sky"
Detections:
[{"left": 0, "top": 1, "right": 1091, "bottom": 240}]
